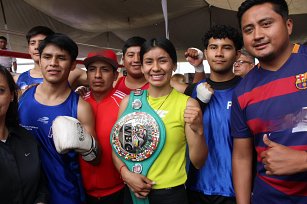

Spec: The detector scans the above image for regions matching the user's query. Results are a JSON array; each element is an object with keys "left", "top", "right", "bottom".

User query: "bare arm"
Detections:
[
  {"left": 113, "top": 70, "right": 123, "bottom": 87},
  {"left": 170, "top": 81, "right": 188, "bottom": 93},
  {"left": 69, "top": 68, "right": 88, "bottom": 90},
  {"left": 193, "top": 72, "right": 206, "bottom": 83},
  {"left": 232, "top": 137, "right": 253, "bottom": 204},
  {"left": 77, "top": 97, "right": 100, "bottom": 164},
  {"left": 77, "top": 97, "right": 96, "bottom": 137},
  {"left": 184, "top": 98, "right": 208, "bottom": 169},
  {"left": 13, "top": 73, "right": 20, "bottom": 83},
  {"left": 13, "top": 61, "right": 17, "bottom": 72}
]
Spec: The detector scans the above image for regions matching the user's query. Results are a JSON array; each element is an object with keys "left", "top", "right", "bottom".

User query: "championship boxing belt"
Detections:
[{"left": 110, "top": 89, "right": 166, "bottom": 204}]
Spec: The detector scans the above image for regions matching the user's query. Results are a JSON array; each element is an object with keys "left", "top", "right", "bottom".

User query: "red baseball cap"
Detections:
[{"left": 83, "top": 49, "right": 118, "bottom": 69}]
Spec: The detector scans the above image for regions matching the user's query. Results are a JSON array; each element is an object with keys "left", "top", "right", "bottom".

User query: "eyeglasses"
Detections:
[{"left": 233, "top": 60, "right": 253, "bottom": 66}]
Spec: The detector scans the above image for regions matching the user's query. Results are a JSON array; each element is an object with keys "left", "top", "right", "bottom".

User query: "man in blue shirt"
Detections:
[
  {"left": 185, "top": 25, "right": 243, "bottom": 204},
  {"left": 18, "top": 33, "right": 98, "bottom": 204}
]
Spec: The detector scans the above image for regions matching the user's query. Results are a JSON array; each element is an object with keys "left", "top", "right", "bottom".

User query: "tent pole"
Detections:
[{"left": 161, "top": 0, "right": 169, "bottom": 39}]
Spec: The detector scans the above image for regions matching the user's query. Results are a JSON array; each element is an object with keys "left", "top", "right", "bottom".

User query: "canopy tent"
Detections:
[
  {"left": 0, "top": 0, "right": 306, "bottom": 62},
  {"left": 206, "top": 0, "right": 307, "bottom": 15}
]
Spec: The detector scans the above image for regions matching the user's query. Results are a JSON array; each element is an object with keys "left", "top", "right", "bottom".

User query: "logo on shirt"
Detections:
[
  {"left": 295, "top": 72, "right": 307, "bottom": 90},
  {"left": 37, "top": 117, "right": 49, "bottom": 124},
  {"left": 24, "top": 153, "right": 31, "bottom": 157},
  {"left": 48, "top": 127, "right": 53, "bottom": 138},
  {"left": 156, "top": 110, "right": 169, "bottom": 118},
  {"left": 227, "top": 101, "right": 232, "bottom": 109},
  {"left": 20, "top": 124, "right": 38, "bottom": 131}
]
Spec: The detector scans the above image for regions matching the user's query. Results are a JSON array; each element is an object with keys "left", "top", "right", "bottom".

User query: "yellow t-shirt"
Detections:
[{"left": 147, "top": 89, "right": 189, "bottom": 189}]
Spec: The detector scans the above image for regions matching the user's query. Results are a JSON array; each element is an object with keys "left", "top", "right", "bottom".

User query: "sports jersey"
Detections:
[
  {"left": 231, "top": 44, "right": 307, "bottom": 204},
  {"left": 16, "top": 70, "right": 43, "bottom": 89},
  {"left": 147, "top": 88, "right": 189, "bottom": 189},
  {"left": 80, "top": 89, "right": 126, "bottom": 197},
  {"left": 186, "top": 76, "right": 241, "bottom": 197},
  {"left": 114, "top": 76, "right": 149, "bottom": 95},
  {"left": 18, "top": 86, "right": 85, "bottom": 204}
]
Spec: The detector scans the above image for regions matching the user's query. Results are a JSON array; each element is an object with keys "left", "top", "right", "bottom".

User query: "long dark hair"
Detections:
[{"left": 0, "top": 66, "right": 19, "bottom": 127}]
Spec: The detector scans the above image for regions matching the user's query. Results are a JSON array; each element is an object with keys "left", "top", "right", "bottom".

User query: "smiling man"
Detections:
[
  {"left": 18, "top": 33, "right": 97, "bottom": 204},
  {"left": 114, "top": 36, "right": 149, "bottom": 94},
  {"left": 231, "top": 0, "right": 307, "bottom": 204},
  {"left": 15, "top": 26, "right": 87, "bottom": 90}
]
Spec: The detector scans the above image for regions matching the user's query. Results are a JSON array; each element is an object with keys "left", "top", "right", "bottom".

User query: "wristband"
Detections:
[{"left": 119, "top": 164, "right": 126, "bottom": 178}]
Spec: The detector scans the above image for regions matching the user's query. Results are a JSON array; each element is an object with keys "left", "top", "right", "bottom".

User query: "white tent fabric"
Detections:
[
  {"left": 206, "top": 0, "right": 307, "bottom": 14},
  {"left": 0, "top": 0, "right": 306, "bottom": 61}
]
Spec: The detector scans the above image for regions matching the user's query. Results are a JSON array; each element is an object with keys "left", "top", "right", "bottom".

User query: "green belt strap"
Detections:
[{"left": 111, "top": 89, "right": 166, "bottom": 204}]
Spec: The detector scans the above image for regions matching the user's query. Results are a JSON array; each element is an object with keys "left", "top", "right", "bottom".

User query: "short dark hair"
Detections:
[
  {"left": 0, "top": 65, "right": 19, "bottom": 127},
  {"left": 26, "top": 26, "right": 55, "bottom": 44},
  {"left": 140, "top": 37, "right": 177, "bottom": 65},
  {"left": 202, "top": 25, "right": 243, "bottom": 51},
  {"left": 237, "top": 0, "right": 289, "bottom": 27},
  {"left": 0, "top": 36, "right": 7, "bottom": 41},
  {"left": 122, "top": 36, "right": 146, "bottom": 55},
  {"left": 38, "top": 33, "right": 79, "bottom": 61}
]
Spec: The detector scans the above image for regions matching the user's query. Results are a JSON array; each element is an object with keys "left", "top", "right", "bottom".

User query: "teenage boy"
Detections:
[
  {"left": 185, "top": 25, "right": 243, "bottom": 204},
  {"left": 15, "top": 26, "right": 87, "bottom": 90}
]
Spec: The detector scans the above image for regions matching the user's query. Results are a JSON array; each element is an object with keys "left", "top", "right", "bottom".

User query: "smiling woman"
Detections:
[
  {"left": 0, "top": 65, "right": 48, "bottom": 204},
  {"left": 111, "top": 37, "right": 208, "bottom": 204}
]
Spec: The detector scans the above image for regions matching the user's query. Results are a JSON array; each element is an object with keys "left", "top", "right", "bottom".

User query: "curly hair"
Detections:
[
  {"left": 202, "top": 25, "right": 243, "bottom": 51},
  {"left": 237, "top": 0, "right": 289, "bottom": 27}
]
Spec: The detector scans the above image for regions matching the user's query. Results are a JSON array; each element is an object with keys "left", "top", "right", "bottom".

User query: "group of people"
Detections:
[{"left": 0, "top": 0, "right": 306, "bottom": 204}]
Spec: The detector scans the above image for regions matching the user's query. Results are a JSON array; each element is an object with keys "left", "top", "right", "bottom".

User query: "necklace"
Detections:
[
  {"left": 148, "top": 89, "right": 172, "bottom": 111},
  {"left": 0, "top": 127, "right": 8, "bottom": 142}
]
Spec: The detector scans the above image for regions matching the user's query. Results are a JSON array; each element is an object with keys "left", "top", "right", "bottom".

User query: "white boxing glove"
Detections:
[
  {"left": 196, "top": 82, "right": 213, "bottom": 103},
  {"left": 52, "top": 116, "right": 97, "bottom": 161}
]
